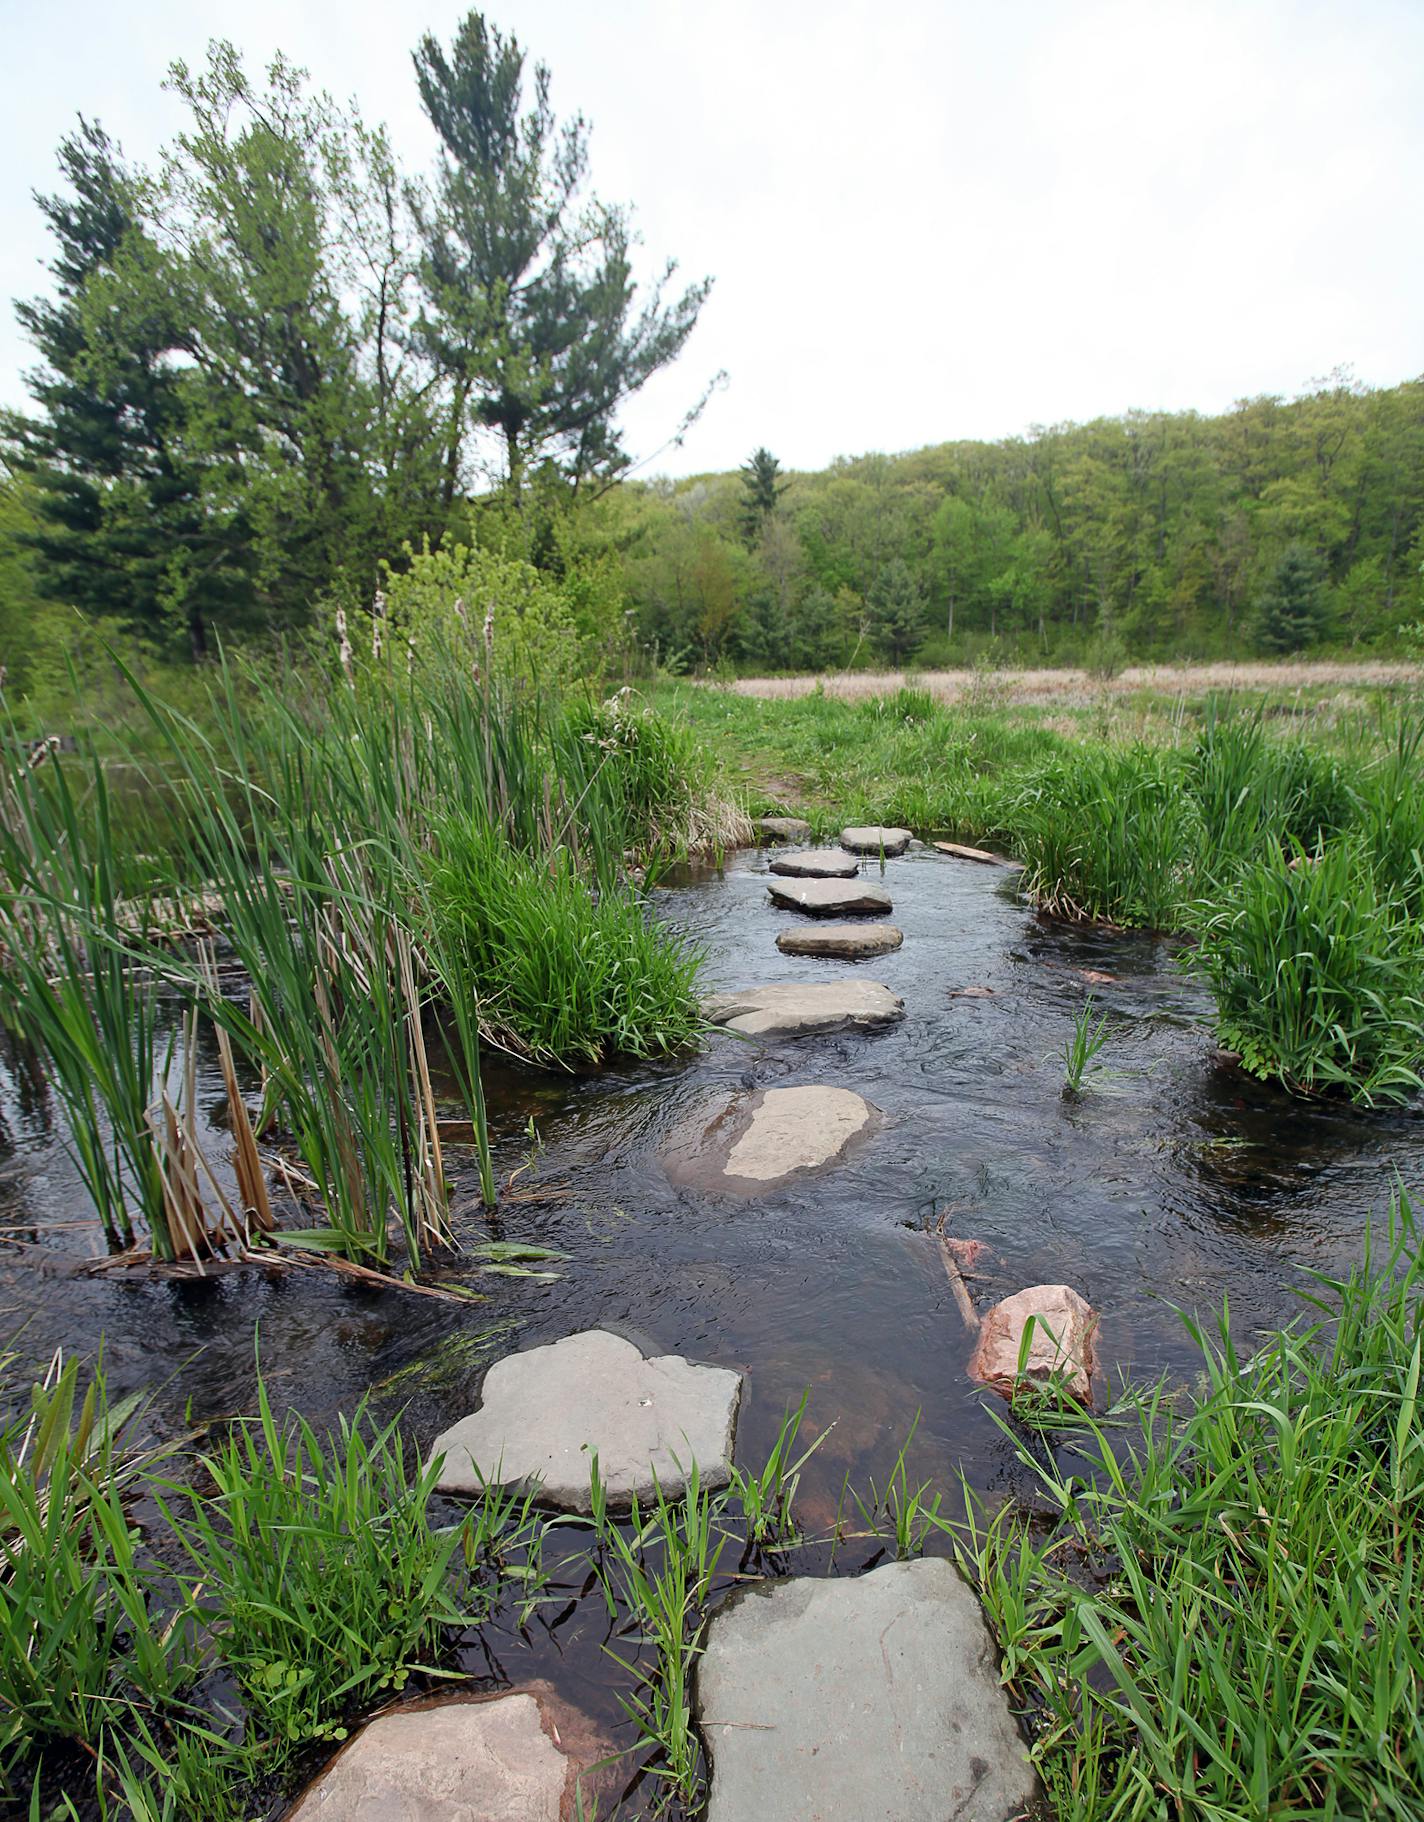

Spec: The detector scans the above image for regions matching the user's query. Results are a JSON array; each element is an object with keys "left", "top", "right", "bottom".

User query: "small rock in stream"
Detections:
[{"left": 968, "top": 1284, "right": 1098, "bottom": 1406}]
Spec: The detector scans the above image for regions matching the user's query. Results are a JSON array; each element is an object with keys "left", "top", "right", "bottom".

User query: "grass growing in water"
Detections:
[
  {"left": 428, "top": 818, "right": 705, "bottom": 1065},
  {"left": 1062, "top": 998, "right": 1111, "bottom": 1096},
  {"left": 960, "top": 1194, "right": 1424, "bottom": 1821}
]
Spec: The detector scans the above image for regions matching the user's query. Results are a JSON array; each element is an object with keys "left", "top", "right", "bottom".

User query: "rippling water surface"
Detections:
[{"left": 4, "top": 844, "right": 1421, "bottom": 1810}]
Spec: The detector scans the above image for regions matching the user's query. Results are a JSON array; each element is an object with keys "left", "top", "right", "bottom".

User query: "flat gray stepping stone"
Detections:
[
  {"left": 767, "top": 877, "right": 892, "bottom": 917},
  {"left": 767, "top": 848, "right": 860, "bottom": 878},
  {"left": 840, "top": 824, "right": 913, "bottom": 856},
  {"left": 755, "top": 816, "right": 812, "bottom": 843},
  {"left": 704, "top": 980, "right": 903, "bottom": 1037},
  {"left": 428, "top": 1329, "right": 741, "bottom": 1512},
  {"left": 288, "top": 1685, "right": 611, "bottom": 1820},
  {"left": 697, "top": 1559, "right": 1036, "bottom": 1822},
  {"left": 934, "top": 839, "right": 1020, "bottom": 868},
  {"left": 776, "top": 922, "right": 903, "bottom": 960},
  {"left": 665, "top": 1084, "right": 879, "bottom": 1194}
]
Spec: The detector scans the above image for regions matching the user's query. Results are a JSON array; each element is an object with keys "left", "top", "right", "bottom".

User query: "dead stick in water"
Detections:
[{"left": 936, "top": 1235, "right": 980, "bottom": 1332}]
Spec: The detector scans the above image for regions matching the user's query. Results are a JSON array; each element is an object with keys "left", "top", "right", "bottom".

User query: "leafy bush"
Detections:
[
  {"left": 1191, "top": 841, "right": 1424, "bottom": 1103},
  {"left": 380, "top": 539, "right": 582, "bottom": 690},
  {"left": 428, "top": 818, "right": 705, "bottom": 1065}
]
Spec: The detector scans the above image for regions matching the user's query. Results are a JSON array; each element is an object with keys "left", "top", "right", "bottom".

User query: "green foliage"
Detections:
[
  {"left": 427, "top": 818, "right": 704, "bottom": 1065},
  {"left": 1011, "top": 745, "right": 1202, "bottom": 927},
  {"left": 380, "top": 538, "right": 583, "bottom": 688},
  {"left": 1062, "top": 999, "right": 1111, "bottom": 1095},
  {"left": 1253, "top": 542, "right": 1330, "bottom": 652},
  {"left": 411, "top": 11, "right": 710, "bottom": 499},
  {"left": 0, "top": 1357, "right": 186, "bottom": 1786},
  {"left": 1191, "top": 841, "right": 1424, "bottom": 1104},
  {"left": 961, "top": 1197, "right": 1424, "bottom": 1822},
  {"left": 160, "top": 1376, "right": 465, "bottom": 1752}
]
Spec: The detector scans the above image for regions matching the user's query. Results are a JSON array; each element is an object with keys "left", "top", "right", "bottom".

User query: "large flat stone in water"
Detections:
[
  {"left": 840, "top": 824, "right": 913, "bottom": 856},
  {"left": 697, "top": 1559, "right": 1036, "bottom": 1822},
  {"left": 703, "top": 980, "right": 903, "bottom": 1037},
  {"left": 776, "top": 921, "right": 904, "bottom": 959},
  {"left": 767, "top": 877, "right": 893, "bottom": 917},
  {"left": 288, "top": 1687, "right": 606, "bottom": 1821},
  {"left": 428, "top": 1329, "right": 742, "bottom": 1512},
  {"left": 767, "top": 847, "right": 860, "bottom": 878},
  {"left": 665, "top": 1083, "right": 879, "bottom": 1194},
  {"left": 755, "top": 815, "right": 812, "bottom": 843}
]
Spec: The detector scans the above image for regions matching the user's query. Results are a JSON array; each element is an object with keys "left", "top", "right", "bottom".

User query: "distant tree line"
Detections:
[
  {"left": 607, "top": 378, "right": 1424, "bottom": 669},
  {"left": 0, "top": 15, "right": 709, "bottom": 672}
]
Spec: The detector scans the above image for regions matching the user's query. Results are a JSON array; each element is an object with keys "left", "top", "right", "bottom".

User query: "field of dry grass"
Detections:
[{"left": 727, "top": 660, "right": 1423, "bottom": 708}]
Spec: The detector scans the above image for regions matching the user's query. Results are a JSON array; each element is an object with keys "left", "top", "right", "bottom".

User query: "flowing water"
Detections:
[{"left": 4, "top": 844, "right": 1422, "bottom": 1813}]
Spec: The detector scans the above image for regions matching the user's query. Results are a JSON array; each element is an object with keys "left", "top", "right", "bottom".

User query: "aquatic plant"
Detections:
[
  {"left": 427, "top": 817, "right": 705, "bottom": 1066},
  {"left": 0, "top": 1353, "right": 187, "bottom": 1785},
  {"left": 1010, "top": 745, "right": 1202, "bottom": 927},
  {"left": 1191, "top": 840, "right": 1424, "bottom": 1104},
  {"left": 157, "top": 1374, "right": 466, "bottom": 1753},
  {"left": 1062, "top": 998, "right": 1111, "bottom": 1095},
  {"left": 959, "top": 1194, "right": 1424, "bottom": 1822}
]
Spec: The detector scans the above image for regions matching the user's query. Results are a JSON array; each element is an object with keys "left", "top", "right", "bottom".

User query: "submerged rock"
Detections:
[
  {"left": 665, "top": 1083, "right": 880, "bottom": 1193},
  {"left": 428, "top": 1329, "right": 742, "bottom": 1512},
  {"left": 767, "top": 847, "right": 861, "bottom": 879},
  {"left": 755, "top": 815, "right": 812, "bottom": 843},
  {"left": 287, "top": 1685, "right": 610, "bottom": 1821},
  {"left": 776, "top": 921, "right": 904, "bottom": 959},
  {"left": 839, "top": 824, "right": 913, "bottom": 856},
  {"left": 968, "top": 1284, "right": 1098, "bottom": 1406},
  {"left": 767, "top": 877, "right": 893, "bottom": 917},
  {"left": 696, "top": 1559, "right": 1037, "bottom": 1822},
  {"left": 703, "top": 980, "right": 904, "bottom": 1037}
]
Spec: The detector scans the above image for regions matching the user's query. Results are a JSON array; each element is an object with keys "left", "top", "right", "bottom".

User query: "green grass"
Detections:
[
  {"left": 959, "top": 1193, "right": 1424, "bottom": 1822},
  {"left": 428, "top": 817, "right": 705, "bottom": 1066}
]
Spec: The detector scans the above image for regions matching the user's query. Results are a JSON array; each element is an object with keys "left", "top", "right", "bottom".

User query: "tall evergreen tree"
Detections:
[
  {"left": 411, "top": 11, "right": 712, "bottom": 503},
  {"left": 738, "top": 446, "right": 788, "bottom": 545},
  {"left": 1253, "top": 544, "right": 1329, "bottom": 652}
]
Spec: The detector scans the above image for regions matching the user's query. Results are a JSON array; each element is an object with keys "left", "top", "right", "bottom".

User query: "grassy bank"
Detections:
[
  {"left": 960, "top": 1195, "right": 1424, "bottom": 1821},
  {"left": 659, "top": 680, "right": 1424, "bottom": 1105}
]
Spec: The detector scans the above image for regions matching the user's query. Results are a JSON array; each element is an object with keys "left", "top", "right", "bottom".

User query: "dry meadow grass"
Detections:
[{"left": 727, "top": 660, "right": 1422, "bottom": 709}]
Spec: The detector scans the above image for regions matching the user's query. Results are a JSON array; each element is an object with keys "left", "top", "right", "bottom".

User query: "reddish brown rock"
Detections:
[{"left": 968, "top": 1284, "right": 1098, "bottom": 1406}]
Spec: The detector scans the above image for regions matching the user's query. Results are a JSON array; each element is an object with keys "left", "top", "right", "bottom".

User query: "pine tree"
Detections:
[
  {"left": 738, "top": 447, "right": 788, "bottom": 545},
  {"left": 412, "top": 12, "right": 712, "bottom": 502},
  {"left": 1254, "top": 545, "right": 1329, "bottom": 653}
]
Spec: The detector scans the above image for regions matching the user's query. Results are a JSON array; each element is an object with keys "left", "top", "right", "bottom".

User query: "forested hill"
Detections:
[{"left": 606, "top": 378, "right": 1424, "bottom": 670}]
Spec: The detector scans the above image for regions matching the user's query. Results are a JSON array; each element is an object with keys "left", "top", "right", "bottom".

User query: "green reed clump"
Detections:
[
  {"left": 158, "top": 1375, "right": 465, "bottom": 1754},
  {"left": 960, "top": 1195, "right": 1424, "bottom": 1822},
  {"left": 0, "top": 1354, "right": 188, "bottom": 1792},
  {"left": 1062, "top": 998, "right": 1111, "bottom": 1095},
  {"left": 1187, "top": 701, "right": 1355, "bottom": 878},
  {"left": 0, "top": 742, "right": 173, "bottom": 1255},
  {"left": 1009, "top": 745, "right": 1203, "bottom": 927},
  {"left": 428, "top": 817, "right": 705, "bottom": 1066},
  {"left": 1191, "top": 840, "right": 1424, "bottom": 1103}
]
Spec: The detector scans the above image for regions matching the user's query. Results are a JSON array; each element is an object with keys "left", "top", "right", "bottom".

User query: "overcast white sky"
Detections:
[{"left": 2, "top": 0, "right": 1421, "bottom": 478}]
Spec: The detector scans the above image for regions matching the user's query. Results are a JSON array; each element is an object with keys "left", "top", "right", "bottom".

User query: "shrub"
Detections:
[{"left": 380, "top": 539, "right": 582, "bottom": 690}]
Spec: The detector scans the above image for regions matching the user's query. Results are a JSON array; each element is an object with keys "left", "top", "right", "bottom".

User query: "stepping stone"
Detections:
[
  {"left": 704, "top": 980, "right": 904, "bottom": 1037},
  {"left": 428, "top": 1330, "right": 742, "bottom": 1512},
  {"left": 755, "top": 816, "right": 812, "bottom": 843},
  {"left": 776, "top": 921, "right": 903, "bottom": 960},
  {"left": 934, "top": 839, "right": 1019, "bottom": 867},
  {"left": 665, "top": 1084, "right": 880, "bottom": 1194},
  {"left": 767, "top": 847, "right": 860, "bottom": 878},
  {"left": 840, "top": 824, "right": 913, "bottom": 856},
  {"left": 767, "top": 877, "right": 892, "bottom": 917},
  {"left": 288, "top": 1685, "right": 611, "bottom": 1821},
  {"left": 969, "top": 1284, "right": 1098, "bottom": 1406},
  {"left": 697, "top": 1558, "right": 1036, "bottom": 1822}
]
